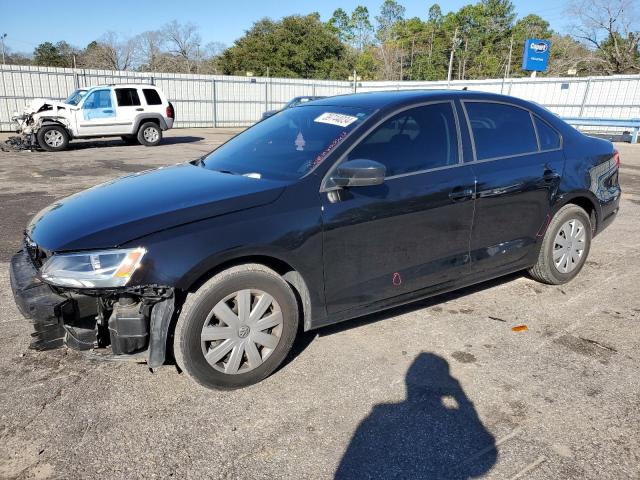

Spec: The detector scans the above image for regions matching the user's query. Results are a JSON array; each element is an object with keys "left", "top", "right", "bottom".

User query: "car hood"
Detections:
[{"left": 27, "top": 163, "right": 288, "bottom": 252}]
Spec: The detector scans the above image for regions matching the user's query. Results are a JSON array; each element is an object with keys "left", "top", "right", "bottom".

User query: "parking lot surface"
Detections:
[{"left": 0, "top": 130, "right": 639, "bottom": 479}]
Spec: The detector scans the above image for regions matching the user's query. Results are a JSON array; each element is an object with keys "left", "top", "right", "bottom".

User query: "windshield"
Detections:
[
  {"left": 65, "top": 89, "right": 88, "bottom": 106},
  {"left": 201, "top": 105, "right": 372, "bottom": 180}
]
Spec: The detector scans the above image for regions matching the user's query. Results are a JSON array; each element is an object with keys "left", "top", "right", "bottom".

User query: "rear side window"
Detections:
[
  {"left": 534, "top": 116, "right": 561, "bottom": 150},
  {"left": 348, "top": 102, "right": 459, "bottom": 177},
  {"left": 465, "top": 102, "right": 538, "bottom": 160},
  {"left": 115, "top": 88, "right": 140, "bottom": 107},
  {"left": 143, "top": 89, "right": 162, "bottom": 105}
]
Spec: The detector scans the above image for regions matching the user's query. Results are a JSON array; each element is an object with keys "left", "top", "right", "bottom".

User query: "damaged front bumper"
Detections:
[{"left": 9, "top": 248, "right": 175, "bottom": 367}]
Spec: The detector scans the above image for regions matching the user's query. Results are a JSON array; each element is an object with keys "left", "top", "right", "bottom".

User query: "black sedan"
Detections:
[
  {"left": 10, "top": 90, "right": 621, "bottom": 389},
  {"left": 261, "top": 95, "right": 326, "bottom": 120}
]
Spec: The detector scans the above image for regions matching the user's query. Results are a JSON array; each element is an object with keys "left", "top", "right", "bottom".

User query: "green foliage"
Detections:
[
  {"left": 33, "top": 41, "right": 76, "bottom": 67},
  {"left": 218, "top": 14, "right": 352, "bottom": 79}
]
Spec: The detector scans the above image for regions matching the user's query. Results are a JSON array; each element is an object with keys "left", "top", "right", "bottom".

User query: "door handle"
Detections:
[
  {"left": 102, "top": 109, "right": 113, "bottom": 113},
  {"left": 136, "top": 108, "right": 144, "bottom": 111},
  {"left": 449, "top": 186, "right": 474, "bottom": 202}
]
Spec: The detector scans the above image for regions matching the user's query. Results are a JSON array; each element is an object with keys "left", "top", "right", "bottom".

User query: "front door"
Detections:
[
  {"left": 76, "top": 89, "right": 120, "bottom": 136},
  {"left": 321, "top": 101, "right": 476, "bottom": 314}
]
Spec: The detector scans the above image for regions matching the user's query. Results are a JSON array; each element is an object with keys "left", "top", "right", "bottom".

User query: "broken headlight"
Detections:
[{"left": 40, "top": 248, "right": 146, "bottom": 288}]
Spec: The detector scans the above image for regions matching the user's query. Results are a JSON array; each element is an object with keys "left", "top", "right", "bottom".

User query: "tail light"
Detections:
[
  {"left": 166, "top": 103, "right": 175, "bottom": 120},
  {"left": 613, "top": 149, "right": 620, "bottom": 167}
]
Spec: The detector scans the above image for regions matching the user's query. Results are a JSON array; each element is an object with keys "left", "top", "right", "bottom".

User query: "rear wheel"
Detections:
[
  {"left": 528, "top": 204, "right": 592, "bottom": 285},
  {"left": 137, "top": 122, "right": 162, "bottom": 146},
  {"left": 37, "top": 125, "right": 69, "bottom": 151},
  {"left": 174, "top": 264, "right": 299, "bottom": 390}
]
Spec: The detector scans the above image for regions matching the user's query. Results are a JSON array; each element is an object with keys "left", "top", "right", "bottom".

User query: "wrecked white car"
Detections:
[{"left": 11, "top": 84, "right": 175, "bottom": 151}]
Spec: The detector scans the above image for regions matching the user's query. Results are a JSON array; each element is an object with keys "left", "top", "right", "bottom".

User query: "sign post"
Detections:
[{"left": 521, "top": 39, "right": 551, "bottom": 77}]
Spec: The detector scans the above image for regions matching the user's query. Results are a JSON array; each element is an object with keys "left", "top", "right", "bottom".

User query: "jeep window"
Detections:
[
  {"left": 116, "top": 88, "right": 141, "bottom": 107},
  {"left": 82, "top": 90, "right": 112, "bottom": 109},
  {"left": 65, "top": 89, "right": 88, "bottom": 106},
  {"left": 143, "top": 89, "right": 162, "bottom": 105},
  {"left": 200, "top": 105, "right": 371, "bottom": 181}
]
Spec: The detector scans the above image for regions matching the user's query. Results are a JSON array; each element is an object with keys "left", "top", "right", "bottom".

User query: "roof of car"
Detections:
[
  {"left": 85, "top": 83, "right": 159, "bottom": 90},
  {"left": 306, "top": 89, "right": 528, "bottom": 110}
]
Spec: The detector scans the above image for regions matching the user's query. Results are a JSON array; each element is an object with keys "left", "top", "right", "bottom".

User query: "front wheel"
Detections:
[
  {"left": 37, "top": 125, "right": 69, "bottom": 151},
  {"left": 528, "top": 204, "right": 592, "bottom": 285},
  {"left": 174, "top": 264, "right": 299, "bottom": 390}
]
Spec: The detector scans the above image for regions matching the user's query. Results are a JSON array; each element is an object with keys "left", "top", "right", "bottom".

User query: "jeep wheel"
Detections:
[
  {"left": 174, "top": 264, "right": 299, "bottom": 390},
  {"left": 37, "top": 125, "right": 69, "bottom": 152},
  {"left": 137, "top": 122, "right": 162, "bottom": 146}
]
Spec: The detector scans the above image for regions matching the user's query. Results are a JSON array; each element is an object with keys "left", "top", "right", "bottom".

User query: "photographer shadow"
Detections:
[{"left": 335, "top": 352, "right": 497, "bottom": 479}]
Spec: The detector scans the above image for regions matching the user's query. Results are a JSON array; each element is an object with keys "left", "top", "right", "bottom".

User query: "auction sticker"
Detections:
[{"left": 314, "top": 112, "right": 358, "bottom": 127}]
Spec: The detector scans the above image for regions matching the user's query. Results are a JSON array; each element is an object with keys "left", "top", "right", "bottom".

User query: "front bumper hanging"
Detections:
[{"left": 9, "top": 248, "right": 96, "bottom": 350}]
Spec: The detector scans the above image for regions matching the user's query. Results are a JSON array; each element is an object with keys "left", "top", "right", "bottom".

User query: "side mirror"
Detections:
[{"left": 330, "top": 159, "right": 386, "bottom": 188}]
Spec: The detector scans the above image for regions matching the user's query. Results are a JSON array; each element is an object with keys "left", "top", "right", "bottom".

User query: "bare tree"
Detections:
[
  {"left": 136, "top": 30, "right": 165, "bottom": 71},
  {"left": 164, "top": 20, "right": 202, "bottom": 73},
  {"left": 85, "top": 32, "right": 139, "bottom": 70},
  {"left": 568, "top": 0, "right": 640, "bottom": 74}
]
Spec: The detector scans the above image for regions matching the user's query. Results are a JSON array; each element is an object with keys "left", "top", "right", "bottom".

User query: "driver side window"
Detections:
[
  {"left": 82, "top": 90, "right": 114, "bottom": 120},
  {"left": 348, "top": 102, "right": 459, "bottom": 177}
]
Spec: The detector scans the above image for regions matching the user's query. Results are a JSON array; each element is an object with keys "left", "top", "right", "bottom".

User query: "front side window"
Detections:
[
  {"left": 534, "top": 116, "right": 561, "bottom": 150},
  {"left": 82, "top": 90, "right": 114, "bottom": 120},
  {"left": 465, "top": 102, "right": 538, "bottom": 160},
  {"left": 347, "top": 102, "right": 459, "bottom": 177},
  {"left": 200, "top": 105, "right": 371, "bottom": 180},
  {"left": 115, "top": 88, "right": 141, "bottom": 107}
]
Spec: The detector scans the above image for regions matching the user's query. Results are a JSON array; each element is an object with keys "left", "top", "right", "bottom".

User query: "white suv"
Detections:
[{"left": 12, "top": 84, "right": 175, "bottom": 151}]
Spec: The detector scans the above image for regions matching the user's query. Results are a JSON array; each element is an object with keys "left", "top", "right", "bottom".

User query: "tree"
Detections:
[
  {"left": 568, "top": 0, "right": 640, "bottom": 74},
  {"left": 375, "top": 0, "right": 406, "bottom": 79},
  {"left": 328, "top": 8, "right": 353, "bottom": 44},
  {"left": 351, "top": 6, "right": 374, "bottom": 51},
  {"left": 33, "top": 41, "right": 76, "bottom": 67},
  {"left": 218, "top": 14, "right": 352, "bottom": 79},
  {"left": 136, "top": 30, "right": 165, "bottom": 71},
  {"left": 164, "top": 20, "right": 202, "bottom": 73},
  {"left": 82, "top": 32, "right": 138, "bottom": 70}
]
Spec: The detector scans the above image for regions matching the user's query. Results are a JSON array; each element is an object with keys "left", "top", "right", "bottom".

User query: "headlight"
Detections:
[{"left": 40, "top": 248, "right": 146, "bottom": 288}]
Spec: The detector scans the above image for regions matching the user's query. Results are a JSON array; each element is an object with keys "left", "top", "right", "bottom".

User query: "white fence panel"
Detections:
[{"left": 1, "top": 65, "right": 638, "bottom": 134}]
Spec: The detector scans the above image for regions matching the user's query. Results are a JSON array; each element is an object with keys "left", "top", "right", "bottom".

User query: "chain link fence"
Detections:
[{"left": 1, "top": 64, "right": 639, "bottom": 133}]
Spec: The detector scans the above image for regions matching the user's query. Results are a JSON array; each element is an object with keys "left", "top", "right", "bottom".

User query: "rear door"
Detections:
[
  {"left": 321, "top": 101, "right": 476, "bottom": 313},
  {"left": 113, "top": 87, "right": 144, "bottom": 134},
  {"left": 462, "top": 101, "right": 564, "bottom": 274}
]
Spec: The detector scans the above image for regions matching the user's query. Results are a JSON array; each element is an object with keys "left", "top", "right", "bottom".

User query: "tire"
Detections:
[
  {"left": 174, "top": 264, "right": 299, "bottom": 390},
  {"left": 528, "top": 204, "right": 592, "bottom": 285},
  {"left": 37, "top": 125, "right": 69, "bottom": 151},
  {"left": 136, "top": 122, "right": 162, "bottom": 146},
  {"left": 121, "top": 135, "right": 139, "bottom": 145}
]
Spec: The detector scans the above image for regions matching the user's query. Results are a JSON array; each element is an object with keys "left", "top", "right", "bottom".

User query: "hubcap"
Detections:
[
  {"left": 143, "top": 127, "right": 159, "bottom": 143},
  {"left": 553, "top": 218, "right": 586, "bottom": 274},
  {"left": 201, "top": 289, "right": 283, "bottom": 375},
  {"left": 44, "top": 130, "right": 64, "bottom": 147}
]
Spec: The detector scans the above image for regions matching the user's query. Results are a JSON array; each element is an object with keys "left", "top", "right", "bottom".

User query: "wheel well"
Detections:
[
  {"left": 185, "top": 255, "right": 312, "bottom": 330},
  {"left": 137, "top": 118, "right": 160, "bottom": 132},
  {"left": 566, "top": 197, "right": 597, "bottom": 233}
]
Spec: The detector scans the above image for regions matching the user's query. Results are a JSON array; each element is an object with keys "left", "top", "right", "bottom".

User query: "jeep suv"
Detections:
[{"left": 12, "top": 84, "right": 175, "bottom": 151}]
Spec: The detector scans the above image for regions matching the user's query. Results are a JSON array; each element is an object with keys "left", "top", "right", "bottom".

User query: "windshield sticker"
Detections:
[
  {"left": 314, "top": 112, "right": 359, "bottom": 128},
  {"left": 310, "top": 131, "right": 348, "bottom": 170},
  {"left": 295, "top": 131, "right": 306, "bottom": 151}
]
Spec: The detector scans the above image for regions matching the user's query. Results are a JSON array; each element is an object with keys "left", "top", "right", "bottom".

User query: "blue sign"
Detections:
[{"left": 522, "top": 39, "right": 551, "bottom": 72}]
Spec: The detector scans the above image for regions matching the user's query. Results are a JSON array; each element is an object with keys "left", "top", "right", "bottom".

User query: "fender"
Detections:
[{"left": 133, "top": 114, "right": 168, "bottom": 132}]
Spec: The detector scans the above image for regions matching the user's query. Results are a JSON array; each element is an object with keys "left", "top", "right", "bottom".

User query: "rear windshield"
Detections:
[{"left": 200, "top": 105, "right": 371, "bottom": 180}]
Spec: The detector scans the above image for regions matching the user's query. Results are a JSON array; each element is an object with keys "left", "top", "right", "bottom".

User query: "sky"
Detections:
[{"left": 1, "top": 0, "right": 571, "bottom": 54}]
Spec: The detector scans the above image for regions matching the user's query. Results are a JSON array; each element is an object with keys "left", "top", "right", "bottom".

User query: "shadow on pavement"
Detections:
[
  {"left": 335, "top": 352, "right": 497, "bottom": 479},
  {"left": 64, "top": 135, "right": 205, "bottom": 150}
]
